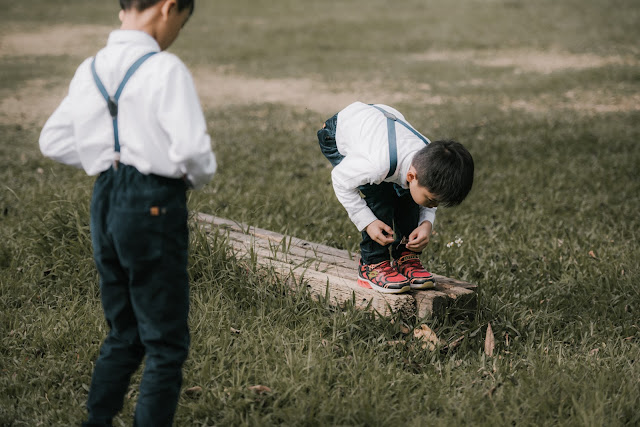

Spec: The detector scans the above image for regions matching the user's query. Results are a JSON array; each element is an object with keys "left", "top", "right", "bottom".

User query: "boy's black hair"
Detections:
[
  {"left": 120, "top": 0, "right": 194, "bottom": 14},
  {"left": 412, "top": 140, "right": 474, "bottom": 207}
]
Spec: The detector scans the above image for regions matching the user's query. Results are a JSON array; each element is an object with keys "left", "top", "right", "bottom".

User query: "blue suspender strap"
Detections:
[
  {"left": 396, "top": 118, "right": 429, "bottom": 145},
  {"left": 90, "top": 52, "right": 157, "bottom": 165},
  {"left": 370, "top": 105, "right": 429, "bottom": 179},
  {"left": 371, "top": 105, "right": 399, "bottom": 179},
  {"left": 114, "top": 52, "right": 157, "bottom": 100}
]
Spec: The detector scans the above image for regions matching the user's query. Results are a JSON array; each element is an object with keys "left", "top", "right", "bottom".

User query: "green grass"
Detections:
[{"left": 1, "top": 0, "right": 640, "bottom": 425}]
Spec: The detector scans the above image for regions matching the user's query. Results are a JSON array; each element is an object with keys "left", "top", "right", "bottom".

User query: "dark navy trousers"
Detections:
[
  {"left": 84, "top": 164, "right": 189, "bottom": 427},
  {"left": 317, "top": 115, "right": 420, "bottom": 265}
]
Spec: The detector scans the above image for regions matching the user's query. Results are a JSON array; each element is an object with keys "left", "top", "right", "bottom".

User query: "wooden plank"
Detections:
[
  {"left": 220, "top": 234, "right": 414, "bottom": 317},
  {"left": 196, "top": 213, "right": 358, "bottom": 259},
  {"left": 196, "top": 213, "right": 477, "bottom": 319}
]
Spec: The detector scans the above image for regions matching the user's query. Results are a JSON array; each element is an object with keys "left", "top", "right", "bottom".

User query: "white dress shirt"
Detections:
[
  {"left": 333, "top": 101, "right": 436, "bottom": 231},
  {"left": 40, "top": 30, "right": 216, "bottom": 189}
]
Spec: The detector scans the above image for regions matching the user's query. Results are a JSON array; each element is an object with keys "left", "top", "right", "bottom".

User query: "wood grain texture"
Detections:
[{"left": 196, "top": 213, "right": 477, "bottom": 319}]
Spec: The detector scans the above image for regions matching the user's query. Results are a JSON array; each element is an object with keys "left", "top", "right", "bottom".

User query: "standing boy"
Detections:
[
  {"left": 317, "top": 101, "right": 473, "bottom": 294},
  {"left": 39, "top": 0, "right": 216, "bottom": 425}
]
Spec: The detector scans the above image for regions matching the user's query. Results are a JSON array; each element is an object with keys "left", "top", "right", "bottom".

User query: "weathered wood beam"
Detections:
[{"left": 195, "top": 213, "right": 477, "bottom": 319}]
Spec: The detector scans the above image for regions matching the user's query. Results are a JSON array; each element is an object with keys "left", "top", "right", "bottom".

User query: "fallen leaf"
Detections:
[
  {"left": 484, "top": 323, "right": 495, "bottom": 357},
  {"left": 589, "top": 348, "right": 599, "bottom": 356},
  {"left": 589, "top": 250, "right": 596, "bottom": 259},
  {"left": 230, "top": 327, "right": 241, "bottom": 334},
  {"left": 400, "top": 325, "right": 411, "bottom": 335},
  {"left": 248, "top": 385, "right": 271, "bottom": 394},
  {"left": 413, "top": 324, "right": 442, "bottom": 351},
  {"left": 185, "top": 386, "right": 203, "bottom": 396}
]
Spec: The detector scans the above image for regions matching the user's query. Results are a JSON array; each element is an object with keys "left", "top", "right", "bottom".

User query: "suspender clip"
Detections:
[
  {"left": 107, "top": 97, "right": 118, "bottom": 118},
  {"left": 113, "top": 152, "right": 120, "bottom": 171}
]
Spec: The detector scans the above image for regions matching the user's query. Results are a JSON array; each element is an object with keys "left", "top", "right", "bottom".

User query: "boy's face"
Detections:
[
  {"left": 407, "top": 166, "right": 439, "bottom": 208},
  {"left": 156, "top": 1, "right": 191, "bottom": 50}
]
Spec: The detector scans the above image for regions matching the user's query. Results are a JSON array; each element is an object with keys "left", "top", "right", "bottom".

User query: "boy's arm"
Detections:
[
  {"left": 159, "top": 60, "right": 216, "bottom": 190},
  {"left": 39, "top": 93, "right": 82, "bottom": 168},
  {"left": 331, "top": 156, "right": 382, "bottom": 231}
]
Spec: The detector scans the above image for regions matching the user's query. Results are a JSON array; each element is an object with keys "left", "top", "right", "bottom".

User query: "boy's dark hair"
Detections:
[
  {"left": 412, "top": 140, "right": 474, "bottom": 207},
  {"left": 120, "top": 0, "right": 194, "bottom": 14}
]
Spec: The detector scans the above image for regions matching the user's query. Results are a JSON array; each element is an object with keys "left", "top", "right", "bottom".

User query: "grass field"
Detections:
[{"left": 1, "top": 0, "right": 639, "bottom": 425}]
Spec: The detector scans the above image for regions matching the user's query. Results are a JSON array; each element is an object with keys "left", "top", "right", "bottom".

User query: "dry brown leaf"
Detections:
[
  {"left": 414, "top": 324, "right": 442, "bottom": 351},
  {"left": 484, "top": 323, "right": 495, "bottom": 357},
  {"left": 589, "top": 250, "right": 596, "bottom": 259},
  {"left": 248, "top": 385, "right": 272, "bottom": 394},
  {"left": 185, "top": 386, "right": 203, "bottom": 396},
  {"left": 230, "top": 327, "right": 241, "bottom": 334}
]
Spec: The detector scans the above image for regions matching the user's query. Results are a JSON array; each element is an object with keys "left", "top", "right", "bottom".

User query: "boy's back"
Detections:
[
  {"left": 39, "top": 1, "right": 215, "bottom": 425},
  {"left": 41, "top": 24, "right": 215, "bottom": 188}
]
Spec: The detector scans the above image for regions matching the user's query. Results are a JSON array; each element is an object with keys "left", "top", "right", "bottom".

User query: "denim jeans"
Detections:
[
  {"left": 317, "top": 115, "right": 420, "bottom": 264},
  {"left": 85, "top": 164, "right": 189, "bottom": 427}
]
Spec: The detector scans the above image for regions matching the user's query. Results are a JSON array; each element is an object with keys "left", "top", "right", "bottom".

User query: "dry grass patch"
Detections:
[
  {"left": 0, "top": 24, "right": 112, "bottom": 58},
  {"left": 192, "top": 67, "right": 419, "bottom": 115},
  {"left": 412, "top": 49, "right": 638, "bottom": 74},
  {"left": 503, "top": 90, "right": 640, "bottom": 114},
  {"left": 0, "top": 78, "right": 67, "bottom": 126}
]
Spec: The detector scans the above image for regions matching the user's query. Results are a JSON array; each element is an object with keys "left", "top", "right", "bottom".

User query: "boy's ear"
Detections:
[
  {"left": 119, "top": 9, "right": 125, "bottom": 22},
  {"left": 160, "top": 0, "right": 178, "bottom": 19},
  {"left": 406, "top": 166, "right": 417, "bottom": 183}
]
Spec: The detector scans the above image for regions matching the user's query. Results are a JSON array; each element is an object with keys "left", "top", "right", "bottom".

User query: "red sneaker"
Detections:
[
  {"left": 357, "top": 260, "right": 411, "bottom": 294},
  {"left": 392, "top": 251, "right": 435, "bottom": 290}
]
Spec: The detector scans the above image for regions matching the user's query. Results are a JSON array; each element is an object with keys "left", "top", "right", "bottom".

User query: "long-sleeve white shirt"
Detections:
[
  {"left": 333, "top": 101, "right": 436, "bottom": 231},
  {"left": 40, "top": 30, "right": 216, "bottom": 189}
]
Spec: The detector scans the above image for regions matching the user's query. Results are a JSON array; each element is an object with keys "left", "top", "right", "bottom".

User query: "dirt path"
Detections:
[{"left": 1, "top": 24, "right": 638, "bottom": 126}]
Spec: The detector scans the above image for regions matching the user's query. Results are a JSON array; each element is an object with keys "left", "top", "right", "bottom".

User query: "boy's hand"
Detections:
[
  {"left": 406, "top": 221, "right": 433, "bottom": 252},
  {"left": 365, "top": 220, "right": 395, "bottom": 246}
]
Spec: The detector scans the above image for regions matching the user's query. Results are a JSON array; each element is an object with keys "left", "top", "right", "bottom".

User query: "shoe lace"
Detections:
[
  {"left": 397, "top": 252, "right": 422, "bottom": 267},
  {"left": 370, "top": 260, "right": 396, "bottom": 274}
]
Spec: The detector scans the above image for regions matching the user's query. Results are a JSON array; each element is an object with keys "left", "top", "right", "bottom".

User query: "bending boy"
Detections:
[
  {"left": 39, "top": 0, "right": 216, "bottom": 425},
  {"left": 317, "top": 102, "right": 473, "bottom": 294}
]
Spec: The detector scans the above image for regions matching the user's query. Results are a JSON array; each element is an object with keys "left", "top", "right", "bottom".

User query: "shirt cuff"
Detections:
[
  {"left": 351, "top": 209, "right": 378, "bottom": 232},
  {"left": 419, "top": 207, "right": 436, "bottom": 227}
]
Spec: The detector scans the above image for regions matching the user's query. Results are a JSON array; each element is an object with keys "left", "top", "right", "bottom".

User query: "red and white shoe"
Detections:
[
  {"left": 392, "top": 251, "right": 435, "bottom": 290},
  {"left": 357, "top": 260, "right": 411, "bottom": 294}
]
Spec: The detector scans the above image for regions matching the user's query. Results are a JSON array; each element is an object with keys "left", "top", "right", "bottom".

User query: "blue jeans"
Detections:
[
  {"left": 85, "top": 165, "right": 189, "bottom": 427},
  {"left": 317, "top": 115, "right": 420, "bottom": 264}
]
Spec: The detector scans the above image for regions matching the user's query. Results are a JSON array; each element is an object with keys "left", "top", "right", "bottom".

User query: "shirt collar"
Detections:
[
  {"left": 107, "top": 30, "right": 161, "bottom": 52},
  {"left": 396, "top": 156, "right": 413, "bottom": 189}
]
